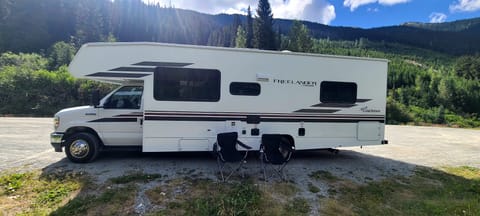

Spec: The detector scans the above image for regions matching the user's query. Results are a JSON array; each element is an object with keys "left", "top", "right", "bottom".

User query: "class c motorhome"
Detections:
[{"left": 50, "top": 42, "right": 388, "bottom": 163}]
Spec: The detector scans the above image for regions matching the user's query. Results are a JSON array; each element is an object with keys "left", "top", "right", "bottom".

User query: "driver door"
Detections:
[{"left": 99, "top": 86, "right": 143, "bottom": 146}]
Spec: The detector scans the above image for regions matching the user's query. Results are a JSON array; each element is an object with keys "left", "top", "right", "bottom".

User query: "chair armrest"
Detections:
[
  {"left": 236, "top": 140, "right": 252, "bottom": 150},
  {"left": 280, "top": 142, "right": 295, "bottom": 152}
]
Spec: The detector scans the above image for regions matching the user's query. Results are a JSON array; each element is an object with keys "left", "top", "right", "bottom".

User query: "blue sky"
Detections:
[{"left": 143, "top": 0, "right": 480, "bottom": 28}]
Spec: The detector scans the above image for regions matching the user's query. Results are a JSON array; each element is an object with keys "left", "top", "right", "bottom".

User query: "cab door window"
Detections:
[{"left": 104, "top": 86, "right": 143, "bottom": 109}]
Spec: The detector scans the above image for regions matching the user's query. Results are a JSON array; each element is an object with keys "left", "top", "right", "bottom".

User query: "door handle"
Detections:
[{"left": 138, "top": 118, "right": 143, "bottom": 125}]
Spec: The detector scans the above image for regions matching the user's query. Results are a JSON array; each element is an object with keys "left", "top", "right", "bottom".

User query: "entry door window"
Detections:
[{"left": 104, "top": 86, "right": 143, "bottom": 109}]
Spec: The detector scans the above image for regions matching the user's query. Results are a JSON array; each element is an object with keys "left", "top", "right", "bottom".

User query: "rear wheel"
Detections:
[{"left": 65, "top": 132, "right": 100, "bottom": 163}]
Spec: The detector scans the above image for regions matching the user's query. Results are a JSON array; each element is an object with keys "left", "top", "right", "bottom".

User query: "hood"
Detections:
[{"left": 55, "top": 106, "right": 94, "bottom": 117}]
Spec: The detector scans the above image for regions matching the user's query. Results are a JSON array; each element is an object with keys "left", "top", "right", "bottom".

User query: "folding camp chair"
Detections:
[
  {"left": 260, "top": 134, "right": 295, "bottom": 181},
  {"left": 213, "top": 132, "right": 252, "bottom": 181}
]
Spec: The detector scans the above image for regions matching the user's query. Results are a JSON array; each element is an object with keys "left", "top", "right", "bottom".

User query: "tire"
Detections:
[{"left": 64, "top": 132, "right": 100, "bottom": 163}]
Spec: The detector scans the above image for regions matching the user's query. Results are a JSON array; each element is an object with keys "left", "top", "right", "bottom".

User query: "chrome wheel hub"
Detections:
[{"left": 70, "top": 139, "right": 89, "bottom": 158}]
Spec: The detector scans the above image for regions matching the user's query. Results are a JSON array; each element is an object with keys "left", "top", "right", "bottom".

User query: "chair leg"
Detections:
[
  {"left": 277, "top": 163, "right": 288, "bottom": 181},
  {"left": 261, "top": 153, "right": 268, "bottom": 182},
  {"left": 217, "top": 157, "right": 225, "bottom": 182},
  {"left": 223, "top": 160, "right": 244, "bottom": 181},
  {"left": 264, "top": 163, "right": 289, "bottom": 182}
]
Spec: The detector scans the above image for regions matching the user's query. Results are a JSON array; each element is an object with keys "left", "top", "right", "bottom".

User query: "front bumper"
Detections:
[{"left": 50, "top": 132, "right": 64, "bottom": 152}]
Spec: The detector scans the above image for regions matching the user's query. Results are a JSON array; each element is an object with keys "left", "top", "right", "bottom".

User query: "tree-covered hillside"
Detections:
[
  {"left": 0, "top": 0, "right": 479, "bottom": 127},
  {"left": 403, "top": 17, "right": 480, "bottom": 32},
  {"left": 1, "top": 0, "right": 480, "bottom": 55}
]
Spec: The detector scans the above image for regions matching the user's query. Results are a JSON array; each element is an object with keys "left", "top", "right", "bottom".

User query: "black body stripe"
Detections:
[
  {"left": 132, "top": 61, "right": 193, "bottom": 67},
  {"left": 356, "top": 99, "right": 372, "bottom": 102},
  {"left": 90, "top": 118, "right": 138, "bottom": 122},
  {"left": 86, "top": 72, "right": 150, "bottom": 78},
  {"left": 309, "top": 99, "right": 371, "bottom": 108},
  {"left": 145, "top": 116, "right": 245, "bottom": 122},
  {"left": 109, "top": 67, "right": 156, "bottom": 72},
  {"left": 294, "top": 109, "right": 340, "bottom": 113},
  {"left": 144, "top": 116, "right": 384, "bottom": 123},
  {"left": 261, "top": 118, "right": 384, "bottom": 123},
  {"left": 311, "top": 103, "right": 357, "bottom": 108},
  {"left": 115, "top": 114, "right": 143, "bottom": 117},
  {"left": 144, "top": 111, "right": 384, "bottom": 118}
]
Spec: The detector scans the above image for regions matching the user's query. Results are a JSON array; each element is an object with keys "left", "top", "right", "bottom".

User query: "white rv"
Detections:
[{"left": 50, "top": 42, "right": 388, "bottom": 163}]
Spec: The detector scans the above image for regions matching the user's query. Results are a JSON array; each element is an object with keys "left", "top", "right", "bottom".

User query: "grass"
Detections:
[
  {"left": 320, "top": 166, "right": 480, "bottom": 216},
  {"left": 52, "top": 172, "right": 163, "bottom": 216},
  {"left": 146, "top": 178, "right": 310, "bottom": 216},
  {"left": 0, "top": 170, "right": 86, "bottom": 215},
  {"left": 0, "top": 173, "right": 31, "bottom": 195},
  {"left": 2, "top": 166, "right": 478, "bottom": 215},
  {"left": 51, "top": 184, "right": 138, "bottom": 216},
  {"left": 149, "top": 178, "right": 263, "bottom": 215},
  {"left": 285, "top": 197, "right": 311, "bottom": 215},
  {"left": 0, "top": 171, "right": 145, "bottom": 216},
  {"left": 309, "top": 170, "right": 339, "bottom": 183},
  {"left": 146, "top": 178, "right": 263, "bottom": 215},
  {"left": 307, "top": 182, "right": 320, "bottom": 193}
]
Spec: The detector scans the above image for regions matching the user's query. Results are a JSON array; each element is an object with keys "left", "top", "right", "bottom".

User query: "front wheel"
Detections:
[{"left": 65, "top": 132, "right": 100, "bottom": 163}]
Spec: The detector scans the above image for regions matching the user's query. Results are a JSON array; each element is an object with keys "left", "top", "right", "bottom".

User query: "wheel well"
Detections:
[{"left": 64, "top": 127, "right": 103, "bottom": 146}]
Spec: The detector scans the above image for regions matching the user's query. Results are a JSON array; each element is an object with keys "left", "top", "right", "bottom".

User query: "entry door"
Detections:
[{"left": 99, "top": 86, "right": 143, "bottom": 146}]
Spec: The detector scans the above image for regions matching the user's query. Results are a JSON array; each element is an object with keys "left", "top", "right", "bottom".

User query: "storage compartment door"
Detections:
[{"left": 357, "top": 122, "right": 381, "bottom": 141}]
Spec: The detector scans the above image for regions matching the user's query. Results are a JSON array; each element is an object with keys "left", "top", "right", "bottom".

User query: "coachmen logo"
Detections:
[
  {"left": 360, "top": 106, "right": 381, "bottom": 113},
  {"left": 273, "top": 79, "right": 317, "bottom": 87}
]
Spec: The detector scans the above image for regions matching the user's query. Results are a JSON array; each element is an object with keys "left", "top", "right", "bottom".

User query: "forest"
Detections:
[{"left": 0, "top": 0, "right": 479, "bottom": 127}]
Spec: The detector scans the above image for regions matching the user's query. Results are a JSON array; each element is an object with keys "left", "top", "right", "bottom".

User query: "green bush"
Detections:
[
  {"left": 0, "top": 62, "right": 114, "bottom": 116},
  {"left": 386, "top": 96, "right": 412, "bottom": 124}
]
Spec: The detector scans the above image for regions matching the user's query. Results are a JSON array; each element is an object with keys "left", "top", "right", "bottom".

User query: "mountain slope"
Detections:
[
  {"left": 403, "top": 17, "right": 480, "bottom": 32},
  {"left": 0, "top": 0, "right": 479, "bottom": 55}
]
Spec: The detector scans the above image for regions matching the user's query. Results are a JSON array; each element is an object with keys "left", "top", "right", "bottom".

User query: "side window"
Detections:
[
  {"left": 154, "top": 67, "right": 220, "bottom": 102},
  {"left": 104, "top": 86, "right": 143, "bottom": 109},
  {"left": 230, "top": 82, "right": 261, "bottom": 96},
  {"left": 320, "top": 81, "right": 357, "bottom": 104}
]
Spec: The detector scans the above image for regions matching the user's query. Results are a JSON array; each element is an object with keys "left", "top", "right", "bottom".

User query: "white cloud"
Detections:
[
  {"left": 429, "top": 12, "right": 447, "bottom": 23},
  {"left": 271, "top": 0, "right": 312, "bottom": 21},
  {"left": 271, "top": 0, "right": 336, "bottom": 25},
  {"left": 450, "top": 0, "right": 480, "bottom": 12},
  {"left": 367, "top": 7, "right": 380, "bottom": 12},
  {"left": 343, "top": 0, "right": 410, "bottom": 11},
  {"left": 321, "top": 4, "right": 336, "bottom": 24},
  {"left": 143, "top": 0, "right": 336, "bottom": 25},
  {"left": 143, "top": 0, "right": 256, "bottom": 15}
]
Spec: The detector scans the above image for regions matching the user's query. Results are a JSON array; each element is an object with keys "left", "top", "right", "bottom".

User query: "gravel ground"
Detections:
[{"left": 1, "top": 117, "right": 479, "bottom": 214}]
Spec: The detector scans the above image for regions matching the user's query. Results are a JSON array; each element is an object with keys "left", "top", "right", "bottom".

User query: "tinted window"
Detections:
[
  {"left": 320, "top": 81, "right": 357, "bottom": 104},
  {"left": 104, "top": 86, "right": 143, "bottom": 109},
  {"left": 230, "top": 82, "right": 261, "bottom": 96},
  {"left": 154, "top": 67, "right": 220, "bottom": 102}
]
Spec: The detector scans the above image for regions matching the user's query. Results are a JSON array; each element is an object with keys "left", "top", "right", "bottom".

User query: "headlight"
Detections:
[{"left": 54, "top": 116, "right": 60, "bottom": 130}]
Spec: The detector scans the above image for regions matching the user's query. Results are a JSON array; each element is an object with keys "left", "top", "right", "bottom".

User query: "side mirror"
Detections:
[{"left": 91, "top": 90, "right": 100, "bottom": 107}]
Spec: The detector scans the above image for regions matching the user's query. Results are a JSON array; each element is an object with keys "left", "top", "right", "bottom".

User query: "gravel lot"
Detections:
[{"left": 1, "top": 117, "right": 478, "bottom": 180}]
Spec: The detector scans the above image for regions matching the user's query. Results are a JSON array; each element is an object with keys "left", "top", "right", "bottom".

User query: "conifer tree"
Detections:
[
  {"left": 287, "top": 20, "right": 313, "bottom": 52},
  {"left": 254, "top": 0, "right": 276, "bottom": 50},
  {"left": 235, "top": 26, "right": 247, "bottom": 48},
  {"left": 246, "top": 6, "right": 254, "bottom": 48}
]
